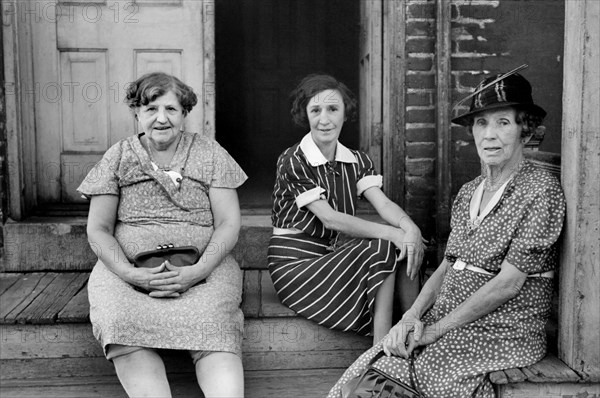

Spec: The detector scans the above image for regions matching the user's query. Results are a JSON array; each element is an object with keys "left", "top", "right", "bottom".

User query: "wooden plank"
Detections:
[
  {"left": 0, "top": 273, "right": 23, "bottom": 295},
  {"left": 1, "top": 273, "right": 55, "bottom": 323},
  {"left": 1, "top": 319, "right": 370, "bottom": 360},
  {"left": 435, "top": 0, "right": 452, "bottom": 264},
  {"left": 241, "top": 270, "right": 260, "bottom": 318},
  {"left": 259, "top": 271, "right": 296, "bottom": 317},
  {"left": 559, "top": 0, "right": 600, "bottom": 379},
  {"left": 503, "top": 367, "right": 528, "bottom": 383},
  {"left": 17, "top": 273, "right": 87, "bottom": 324},
  {"left": 490, "top": 370, "right": 509, "bottom": 385},
  {"left": 522, "top": 355, "right": 580, "bottom": 383},
  {"left": 57, "top": 284, "right": 90, "bottom": 323},
  {"left": 496, "top": 382, "right": 600, "bottom": 398},
  {"left": 382, "top": 0, "right": 406, "bottom": 204},
  {"left": 0, "top": 369, "right": 346, "bottom": 398}
]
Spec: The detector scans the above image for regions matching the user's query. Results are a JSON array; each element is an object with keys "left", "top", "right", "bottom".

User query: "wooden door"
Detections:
[
  {"left": 30, "top": 0, "right": 210, "bottom": 204},
  {"left": 359, "top": 0, "right": 383, "bottom": 173}
]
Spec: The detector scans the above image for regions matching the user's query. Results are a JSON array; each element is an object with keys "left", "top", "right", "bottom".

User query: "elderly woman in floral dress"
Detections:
[{"left": 330, "top": 69, "right": 565, "bottom": 397}]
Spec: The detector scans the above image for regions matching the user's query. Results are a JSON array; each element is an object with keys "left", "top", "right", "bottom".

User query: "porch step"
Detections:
[
  {"left": 0, "top": 368, "right": 345, "bottom": 398},
  {"left": 0, "top": 271, "right": 370, "bottom": 380},
  {"left": 490, "top": 354, "right": 600, "bottom": 397},
  {"left": 1, "top": 214, "right": 273, "bottom": 272}
]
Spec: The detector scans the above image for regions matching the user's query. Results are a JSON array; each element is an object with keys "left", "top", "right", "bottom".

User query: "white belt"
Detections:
[
  {"left": 453, "top": 259, "right": 554, "bottom": 278},
  {"left": 273, "top": 227, "right": 303, "bottom": 235}
]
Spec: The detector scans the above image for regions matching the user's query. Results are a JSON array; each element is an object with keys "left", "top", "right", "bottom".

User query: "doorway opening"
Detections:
[{"left": 215, "top": 0, "right": 360, "bottom": 209}]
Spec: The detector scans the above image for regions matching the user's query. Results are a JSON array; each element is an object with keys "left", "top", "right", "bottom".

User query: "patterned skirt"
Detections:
[{"left": 267, "top": 233, "right": 398, "bottom": 335}]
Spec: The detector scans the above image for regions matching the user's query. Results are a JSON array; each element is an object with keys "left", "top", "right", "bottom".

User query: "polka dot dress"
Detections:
[{"left": 328, "top": 161, "right": 566, "bottom": 398}]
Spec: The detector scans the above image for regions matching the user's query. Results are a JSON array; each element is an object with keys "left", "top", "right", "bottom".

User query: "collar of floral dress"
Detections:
[{"left": 299, "top": 132, "right": 357, "bottom": 167}]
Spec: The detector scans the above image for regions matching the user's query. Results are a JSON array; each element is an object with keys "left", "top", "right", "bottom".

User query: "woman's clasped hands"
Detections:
[
  {"left": 391, "top": 226, "right": 426, "bottom": 281},
  {"left": 382, "top": 310, "right": 442, "bottom": 358},
  {"left": 127, "top": 262, "right": 209, "bottom": 298}
]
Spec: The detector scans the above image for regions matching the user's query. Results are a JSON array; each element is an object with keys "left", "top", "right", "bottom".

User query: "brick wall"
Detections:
[
  {"left": 402, "top": 0, "right": 564, "bottom": 241},
  {"left": 404, "top": 0, "right": 437, "bottom": 239}
]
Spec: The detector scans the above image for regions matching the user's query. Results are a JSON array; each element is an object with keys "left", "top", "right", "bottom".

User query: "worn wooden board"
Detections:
[
  {"left": 1, "top": 319, "right": 370, "bottom": 360},
  {"left": 0, "top": 368, "right": 345, "bottom": 398},
  {"left": 241, "top": 270, "right": 261, "bottom": 318},
  {"left": 58, "top": 284, "right": 90, "bottom": 323},
  {"left": 17, "top": 273, "right": 88, "bottom": 324},
  {"left": 496, "top": 382, "right": 600, "bottom": 398},
  {"left": 2, "top": 273, "right": 56, "bottom": 323},
  {"left": 0, "top": 273, "right": 22, "bottom": 296},
  {"left": 490, "top": 370, "right": 509, "bottom": 385},
  {"left": 259, "top": 271, "right": 296, "bottom": 317},
  {"left": 559, "top": 0, "right": 600, "bottom": 379},
  {"left": 503, "top": 367, "right": 528, "bottom": 383},
  {"left": 522, "top": 355, "right": 580, "bottom": 383}
]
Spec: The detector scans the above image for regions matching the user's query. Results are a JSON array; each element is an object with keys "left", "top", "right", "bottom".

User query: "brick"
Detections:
[
  {"left": 407, "top": 37, "right": 435, "bottom": 54},
  {"left": 406, "top": 91, "right": 433, "bottom": 107},
  {"left": 406, "top": 127, "right": 436, "bottom": 142},
  {"left": 407, "top": 56, "right": 433, "bottom": 72},
  {"left": 458, "top": 4, "right": 499, "bottom": 20},
  {"left": 405, "top": 175, "right": 436, "bottom": 194},
  {"left": 457, "top": 38, "right": 506, "bottom": 54},
  {"left": 450, "top": 56, "right": 486, "bottom": 71},
  {"left": 406, "top": 193, "right": 435, "bottom": 210},
  {"left": 453, "top": 72, "right": 487, "bottom": 90},
  {"left": 406, "top": 142, "right": 436, "bottom": 158},
  {"left": 407, "top": 108, "right": 435, "bottom": 124},
  {"left": 406, "top": 159, "right": 435, "bottom": 177},
  {"left": 406, "top": 20, "right": 434, "bottom": 37},
  {"left": 407, "top": 2, "right": 435, "bottom": 19},
  {"left": 406, "top": 73, "right": 435, "bottom": 89}
]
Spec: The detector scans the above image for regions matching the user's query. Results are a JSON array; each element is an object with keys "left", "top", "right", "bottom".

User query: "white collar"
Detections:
[{"left": 299, "top": 133, "right": 357, "bottom": 167}]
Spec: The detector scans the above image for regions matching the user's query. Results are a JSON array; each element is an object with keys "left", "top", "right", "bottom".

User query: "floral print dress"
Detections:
[
  {"left": 328, "top": 161, "right": 565, "bottom": 397},
  {"left": 78, "top": 132, "right": 248, "bottom": 357}
]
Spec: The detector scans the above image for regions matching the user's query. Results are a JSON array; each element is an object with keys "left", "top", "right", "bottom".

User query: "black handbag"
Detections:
[
  {"left": 133, "top": 244, "right": 201, "bottom": 269},
  {"left": 341, "top": 351, "right": 424, "bottom": 398}
]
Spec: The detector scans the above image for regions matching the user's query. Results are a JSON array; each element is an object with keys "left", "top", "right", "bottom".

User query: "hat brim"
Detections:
[{"left": 451, "top": 102, "right": 547, "bottom": 126}]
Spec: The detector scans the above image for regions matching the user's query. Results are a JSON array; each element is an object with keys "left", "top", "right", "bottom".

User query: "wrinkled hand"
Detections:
[
  {"left": 125, "top": 264, "right": 181, "bottom": 298},
  {"left": 392, "top": 227, "right": 426, "bottom": 280},
  {"left": 147, "top": 261, "right": 209, "bottom": 298},
  {"left": 382, "top": 310, "right": 423, "bottom": 358}
]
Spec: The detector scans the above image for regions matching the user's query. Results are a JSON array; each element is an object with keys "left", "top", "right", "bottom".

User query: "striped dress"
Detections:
[{"left": 268, "top": 133, "right": 400, "bottom": 336}]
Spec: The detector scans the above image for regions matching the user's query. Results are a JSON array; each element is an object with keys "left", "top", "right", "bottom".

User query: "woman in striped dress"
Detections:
[{"left": 268, "top": 74, "right": 425, "bottom": 343}]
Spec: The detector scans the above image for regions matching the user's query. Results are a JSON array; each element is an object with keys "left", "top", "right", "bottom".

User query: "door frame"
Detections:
[{"left": 2, "top": 0, "right": 215, "bottom": 220}]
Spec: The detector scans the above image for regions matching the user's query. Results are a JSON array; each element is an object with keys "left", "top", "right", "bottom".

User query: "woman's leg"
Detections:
[
  {"left": 373, "top": 271, "right": 396, "bottom": 344},
  {"left": 112, "top": 348, "right": 171, "bottom": 397},
  {"left": 395, "top": 260, "right": 421, "bottom": 316},
  {"left": 195, "top": 352, "right": 244, "bottom": 398}
]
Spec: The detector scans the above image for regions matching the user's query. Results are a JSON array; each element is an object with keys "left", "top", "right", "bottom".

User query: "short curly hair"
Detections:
[
  {"left": 290, "top": 74, "right": 357, "bottom": 128},
  {"left": 466, "top": 106, "right": 545, "bottom": 139},
  {"left": 125, "top": 72, "right": 198, "bottom": 116}
]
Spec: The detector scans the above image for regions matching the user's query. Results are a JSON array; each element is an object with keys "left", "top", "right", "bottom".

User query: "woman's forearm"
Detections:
[
  {"left": 192, "top": 221, "right": 239, "bottom": 277},
  {"left": 87, "top": 228, "right": 135, "bottom": 281},
  {"left": 407, "top": 259, "right": 448, "bottom": 318},
  {"left": 324, "top": 211, "right": 402, "bottom": 242},
  {"left": 433, "top": 268, "right": 524, "bottom": 335}
]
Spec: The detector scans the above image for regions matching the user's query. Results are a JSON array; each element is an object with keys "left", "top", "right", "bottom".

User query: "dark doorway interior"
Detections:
[{"left": 216, "top": 0, "right": 360, "bottom": 209}]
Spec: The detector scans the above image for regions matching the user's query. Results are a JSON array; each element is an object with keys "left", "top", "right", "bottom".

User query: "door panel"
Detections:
[{"left": 31, "top": 0, "right": 207, "bottom": 204}]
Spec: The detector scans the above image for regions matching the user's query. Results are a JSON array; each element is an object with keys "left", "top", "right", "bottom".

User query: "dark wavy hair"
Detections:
[
  {"left": 466, "top": 106, "right": 545, "bottom": 139},
  {"left": 290, "top": 74, "right": 357, "bottom": 128},
  {"left": 125, "top": 72, "right": 198, "bottom": 116}
]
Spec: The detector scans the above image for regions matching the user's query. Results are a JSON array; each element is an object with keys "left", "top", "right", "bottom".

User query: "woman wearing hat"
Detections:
[{"left": 328, "top": 69, "right": 566, "bottom": 397}]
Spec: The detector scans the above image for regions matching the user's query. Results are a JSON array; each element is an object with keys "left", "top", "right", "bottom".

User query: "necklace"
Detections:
[{"left": 484, "top": 160, "right": 524, "bottom": 191}]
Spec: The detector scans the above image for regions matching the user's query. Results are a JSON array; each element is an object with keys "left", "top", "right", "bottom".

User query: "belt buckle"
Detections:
[{"left": 453, "top": 259, "right": 467, "bottom": 270}]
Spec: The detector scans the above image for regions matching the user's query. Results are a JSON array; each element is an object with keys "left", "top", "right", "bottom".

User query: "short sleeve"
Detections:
[
  {"left": 279, "top": 154, "right": 323, "bottom": 209},
  {"left": 210, "top": 141, "right": 248, "bottom": 189},
  {"left": 354, "top": 151, "right": 382, "bottom": 196},
  {"left": 506, "top": 183, "right": 566, "bottom": 273},
  {"left": 76, "top": 143, "right": 122, "bottom": 199}
]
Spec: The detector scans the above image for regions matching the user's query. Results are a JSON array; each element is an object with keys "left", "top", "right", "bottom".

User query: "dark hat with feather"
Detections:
[{"left": 452, "top": 64, "right": 547, "bottom": 126}]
